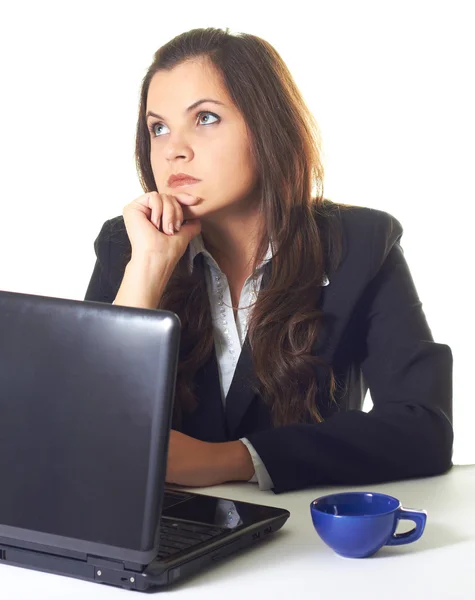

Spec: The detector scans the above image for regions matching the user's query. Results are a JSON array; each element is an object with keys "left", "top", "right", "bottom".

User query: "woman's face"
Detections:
[{"left": 145, "top": 59, "right": 260, "bottom": 222}]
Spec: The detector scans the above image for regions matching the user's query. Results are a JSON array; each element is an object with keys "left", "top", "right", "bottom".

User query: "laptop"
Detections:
[{"left": 0, "top": 289, "right": 290, "bottom": 591}]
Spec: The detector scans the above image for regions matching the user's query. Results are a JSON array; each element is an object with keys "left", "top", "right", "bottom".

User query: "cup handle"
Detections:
[{"left": 385, "top": 507, "right": 427, "bottom": 546}]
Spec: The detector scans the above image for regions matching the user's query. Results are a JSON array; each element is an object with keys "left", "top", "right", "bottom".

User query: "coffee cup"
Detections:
[{"left": 310, "top": 491, "right": 427, "bottom": 558}]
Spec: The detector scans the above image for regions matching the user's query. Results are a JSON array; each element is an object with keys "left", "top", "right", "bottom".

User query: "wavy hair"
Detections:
[{"left": 118, "top": 27, "right": 356, "bottom": 431}]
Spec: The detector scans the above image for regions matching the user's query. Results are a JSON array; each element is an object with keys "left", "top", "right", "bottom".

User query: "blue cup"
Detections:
[{"left": 310, "top": 492, "right": 427, "bottom": 558}]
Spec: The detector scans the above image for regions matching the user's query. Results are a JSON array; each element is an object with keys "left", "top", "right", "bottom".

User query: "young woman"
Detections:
[{"left": 85, "top": 27, "right": 453, "bottom": 494}]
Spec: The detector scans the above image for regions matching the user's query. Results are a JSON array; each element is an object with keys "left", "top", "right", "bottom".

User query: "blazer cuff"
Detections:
[{"left": 239, "top": 437, "right": 274, "bottom": 490}]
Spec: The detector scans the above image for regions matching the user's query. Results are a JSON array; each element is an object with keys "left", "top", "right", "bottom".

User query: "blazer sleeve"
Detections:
[
  {"left": 84, "top": 219, "right": 116, "bottom": 304},
  {"left": 245, "top": 214, "right": 454, "bottom": 494}
]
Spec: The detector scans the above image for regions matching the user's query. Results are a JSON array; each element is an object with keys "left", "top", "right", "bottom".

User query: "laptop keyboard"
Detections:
[{"left": 157, "top": 490, "right": 226, "bottom": 560}]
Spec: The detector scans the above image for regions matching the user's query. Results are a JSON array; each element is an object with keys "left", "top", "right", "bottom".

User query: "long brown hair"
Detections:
[{"left": 117, "top": 27, "right": 357, "bottom": 431}]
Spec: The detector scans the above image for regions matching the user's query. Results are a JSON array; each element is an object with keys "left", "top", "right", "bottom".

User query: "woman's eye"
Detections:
[{"left": 148, "top": 111, "right": 220, "bottom": 137}]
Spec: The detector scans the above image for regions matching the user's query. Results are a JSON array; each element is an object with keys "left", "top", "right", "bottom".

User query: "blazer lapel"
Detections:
[
  {"left": 224, "top": 262, "right": 272, "bottom": 439},
  {"left": 224, "top": 334, "right": 258, "bottom": 439},
  {"left": 181, "top": 343, "right": 228, "bottom": 442}
]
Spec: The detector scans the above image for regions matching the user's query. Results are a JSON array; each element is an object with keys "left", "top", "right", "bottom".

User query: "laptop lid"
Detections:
[{"left": 0, "top": 290, "right": 180, "bottom": 567}]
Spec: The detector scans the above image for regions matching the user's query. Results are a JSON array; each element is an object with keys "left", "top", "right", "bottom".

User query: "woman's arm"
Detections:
[
  {"left": 84, "top": 219, "right": 176, "bottom": 308},
  {"left": 245, "top": 238, "right": 454, "bottom": 494}
]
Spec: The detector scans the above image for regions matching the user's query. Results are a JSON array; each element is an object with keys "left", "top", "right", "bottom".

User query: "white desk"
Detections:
[{"left": 1, "top": 465, "right": 473, "bottom": 599}]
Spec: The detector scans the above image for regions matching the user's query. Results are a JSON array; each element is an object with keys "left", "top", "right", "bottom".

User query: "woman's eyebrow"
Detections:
[{"left": 146, "top": 98, "right": 226, "bottom": 120}]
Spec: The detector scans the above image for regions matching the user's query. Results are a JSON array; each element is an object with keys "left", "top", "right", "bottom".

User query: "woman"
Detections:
[{"left": 84, "top": 27, "right": 453, "bottom": 494}]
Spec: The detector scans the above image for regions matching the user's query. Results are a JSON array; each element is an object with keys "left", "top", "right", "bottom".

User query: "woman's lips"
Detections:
[{"left": 169, "top": 178, "right": 200, "bottom": 188}]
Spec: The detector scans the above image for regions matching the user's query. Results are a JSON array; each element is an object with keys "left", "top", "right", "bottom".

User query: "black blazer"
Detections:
[{"left": 84, "top": 206, "right": 454, "bottom": 494}]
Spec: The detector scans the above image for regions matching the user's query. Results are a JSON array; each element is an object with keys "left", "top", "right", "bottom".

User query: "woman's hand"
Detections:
[
  {"left": 122, "top": 191, "right": 202, "bottom": 264},
  {"left": 165, "top": 430, "right": 256, "bottom": 487}
]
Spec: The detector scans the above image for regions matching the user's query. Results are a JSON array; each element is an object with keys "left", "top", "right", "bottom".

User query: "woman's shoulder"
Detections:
[
  {"left": 94, "top": 215, "right": 130, "bottom": 252},
  {"left": 105, "top": 215, "right": 130, "bottom": 246},
  {"left": 318, "top": 200, "right": 404, "bottom": 274},
  {"left": 319, "top": 199, "right": 403, "bottom": 235},
  {"left": 91, "top": 215, "right": 130, "bottom": 278}
]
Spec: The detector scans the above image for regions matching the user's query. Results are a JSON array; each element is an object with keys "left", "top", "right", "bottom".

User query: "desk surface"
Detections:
[{"left": 1, "top": 465, "right": 473, "bottom": 599}]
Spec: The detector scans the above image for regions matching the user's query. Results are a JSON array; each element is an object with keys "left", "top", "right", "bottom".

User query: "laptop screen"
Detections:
[{"left": 0, "top": 291, "right": 180, "bottom": 553}]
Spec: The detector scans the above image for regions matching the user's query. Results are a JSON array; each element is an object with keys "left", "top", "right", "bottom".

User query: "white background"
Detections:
[{"left": 0, "top": 0, "right": 472, "bottom": 463}]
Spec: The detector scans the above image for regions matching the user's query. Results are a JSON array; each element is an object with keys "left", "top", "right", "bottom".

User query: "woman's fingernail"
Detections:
[
  {"left": 175, "top": 221, "right": 181, "bottom": 231},
  {"left": 168, "top": 223, "right": 174, "bottom": 234}
]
